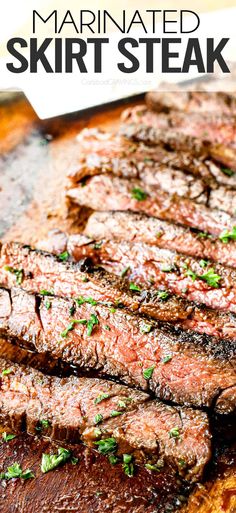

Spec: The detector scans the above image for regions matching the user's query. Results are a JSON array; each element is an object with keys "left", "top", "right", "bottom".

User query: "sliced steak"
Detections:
[
  {"left": 66, "top": 174, "right": 236, "bottom": 236},
  {"left": 0, "top": 357, "right": 211, "bottom": 481},
  {"left": 66, "top": 236, "right": 236, "bottom": 315},
  {"left": 84, "top": 211, "right": 236, "bottom": 269},
  {"left": 122, "top": 105, "right": 236, "bottom": 148},
  {"left": 121, "top": 123, "right": 236, "bottom": 188},
  {"left": 146, "top": 91, "right": 236, "bottom": 116},
  {"left": 67, "top": 129, "right": 235, "bottom": 214},
  {"left": 0, "top": 287, "right": 235, "bottom": 413},
  {"left": 1, "top": 241, "right": 236, "bottom": 340}
]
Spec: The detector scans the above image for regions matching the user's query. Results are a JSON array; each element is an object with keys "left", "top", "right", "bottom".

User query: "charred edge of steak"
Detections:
[
  {"left": 0, "top": 287, "right": 235, "bottom": 413},
  {"left": 0, "top": 356, "right": 211, "bottom": 482},
  {"left": 1, "top": 241, "right": 236, "bottom": 346}
]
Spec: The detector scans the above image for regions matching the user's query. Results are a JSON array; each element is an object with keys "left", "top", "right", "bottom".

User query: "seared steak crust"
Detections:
[
  {"left": 122, "top": 105, "right": 236, "bottom": 148},
  {"left": 0, "top": 287, "right": 235, "bottom": 412},
  {"left": 66, "top": 174, "right": 235, "bottom": 236},
  {"left": 0, "top": 357, "right": 211, "bottom": 481},
  {"left": 84, "top": 211, "right": 236, "bottom": 269},
  {"left": 1, "top": 242, "right": 236, "bottom": 340}
]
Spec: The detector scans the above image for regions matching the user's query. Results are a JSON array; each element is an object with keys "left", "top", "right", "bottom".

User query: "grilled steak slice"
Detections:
[
  {"left": 66, "top": 236, "right": 236, "bottom": 315},
  {"left": 67, "top": 129, "right": 235, "bottom": 214},
  {"left": 146, "top": 91, "right": 236, "bottom": 116},
  {"left": 84, "top": 211, "right": 236, "bottom": 269},
  {"left": 66, "top": 174, "right": 235, "bottom": 236},
  {"left": 121, "top": 124, "right": 236, "bottom": 187},
  {"left": 1, "top": 241, "right": 236, "bottom": 340},
  {"left": 122, "top": 105, "right": 236, "bottom": 148},
  {"left": 0, "top": 287, "right": 235, "bottom": 413},
  {"left": 0, "top": 357, "right": 211, "bottom": 481}
]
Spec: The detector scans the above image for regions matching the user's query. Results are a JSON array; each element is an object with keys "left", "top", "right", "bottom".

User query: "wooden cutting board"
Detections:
[{"left": 0, "top": 93, "right": 235, "bottom": 513}]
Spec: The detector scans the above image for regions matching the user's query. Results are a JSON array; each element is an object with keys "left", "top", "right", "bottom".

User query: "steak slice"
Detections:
[
  {"left": 84, "top": 211, "right": 236, "bottom": 269},
  {"left": 120, "top": 124, "right": 236, "bottom": 187},
  {"left": 0, "top": 357, "right": 211, "bottom": 481},
  {"left": 122, "top": 105, "right": 236, "bottom": 148},
  {"left": 146, "top": 91, "right": 236, "bottom": 116},
  {"left": 0, "top": 287, "right": 235, "bottom": 413},
  {"left": 1, "top": 241, "right": 236, "bottom": 340},
  {"left": 67, "top": 129, "right": 235, "bottom": 215},
  {"left": 66, "top": 236, "right": 236, "bottom": 315},
  {"left": 66, "top": 174, "right": 235, "bottom": 237}
]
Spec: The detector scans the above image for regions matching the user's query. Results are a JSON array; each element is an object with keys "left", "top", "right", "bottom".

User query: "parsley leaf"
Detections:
[
  {"left": 94, "top": 393, "right": 110, "bottom": 405},
  {"left": 122, "top": 454, "right": 134, "bottom": 477},
  {"left": 219, "top": 226, "right": 236, "bottom": 243},
  {"left": 140, "top": 322, "right": 152, "bottom": 334},
  {"left": 0, "top": 462, "right": 34, "bottom": 480},
  {"left": 131, "top": 187, "right": 148, "bottom": 201},
  {"left": 120, "top": 266, "right": 130, "bottom": 278},
  {"left": 156, "top": 290, "right": 170, "bottom": 300},
  {"left": 94, "top": 438, "right": 117, "bottom": 455},
  {"left": 4, "top": 266, "right": 24, "bottom": 285},
  {"left": 40, "top": 289, "right": 54, "bottom": 296},
  {"left": 111, "top": 410, "right": 123, "bottom": 417},
  {"left": 200, "top": 268, "right": 221, "bottom": 288},
  {"left": 87, "top": 313, "right": 99, "bottom": 336},
  {"left": 76, "top": 296, "right": 97, "bottom": 306},
  {"left": 169, "top": 427, "right": 180, "bottom": 439},
  {"left": 143, "top": 365, "right": 155, "bottom": 380},
  {"left": 1, "top": 368, "right": 12, "bottom": 376},
  {"left": 60, "top": 319, "right": 87, "bottom": 338},
  {"left": 129, "top": 282, "right": 141, "bottom": 292},
  {"left": 58, "top": 251, "right": 69, "bottom": 261},
  {"left": 221, "top": 168, "right": 235, "bottom": 177},
  {"left": 94, "top": 414, "right": 103, "bottom": 425},
  {"left": 41, "top": 447, "right": 71, "bottom": 473},
  {"left": 145, "top": 463, "right": 161, "bottom": 472},
  {"left": 162, "top": 355, "right": 172, "bottom": 364},
  {"left": 2, "top": 432, "right": 16, "bottom": 442}
]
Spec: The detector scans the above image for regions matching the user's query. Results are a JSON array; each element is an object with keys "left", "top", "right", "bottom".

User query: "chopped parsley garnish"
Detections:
[
  {"left": 94, "top": 393, "right": 110, "bottom": 405},
  {"left": 109, "top": 455, "right": 119, "bottom": 465},
  {"left": 186, "top": 267, "right": 221, "bottom": 288},
  {"left": 169, "top": 427, "right": 180, "bottom": 439},
  {"left": 40, "top": 289, "right": 54, "bottom": 296},
  {"left": 109, "top": 307, "right": 116, "bottom": 313},
  {"left": 131, "top": 187, "right": 147, "bottom": 201},
  {"left": 94, "top": 437, "right": 117, "bottom": 455},
  {"left": 4, "top": 266, "right": 24, "bottom": 285},
  {"left": 145, "top": 463, "right": 161, "bottom": 472},
  {"left": 45, "top": 299, "right": 51, "bottom": 310},
  {"left": 120, "top": 266, "right": 130, "bottom": 278},
  {"left": 140, "top": 322, "right": 152, "bottom": 334},
  {"left": 69, "top": 305, "right": 76, "bottom": 316},
  {"left": 117, "top": 397, "right": 132, "bottom": 409},
  {"left": 111, "top": 410, "right": 123, "bottom": 417},
  {"left": 104, "top": 325, "right": 111, "bottom": 331},
  {"left": 76, "top": 296, "right": 97, "bottom": 306},
  {"left": 143, "top": 365, "right": 155, "bottom": 380},
  {"left": 94, "top": 241, "right": 103, "bottom": 250},
  {"left": 94, "top": 414, "right": 103, "bottom": 425},
  {"left": 198, "top": 231, "right": 212, "bottom": 239},
  {"left": 129, "top": 282, "right": 141, "bottom": 292},
  {"left": 199, "top": 259, "right": 208, "bottom": 268},
  {"left": 2, "top": 432, "right": 16, "bottom": 442},
  {"left": 122, "top": 454, "right": 134, "bottom": 477},
  {"left": 60, "top": 319, "right": 87, "bottom": 337},
  {"left": 156, "top": 290, "right": 170, "bottom": 300},
  {"left": 162, "top": 355, "right": 172, "bottom": 364},
  {"left": 36, "top": 419, "right": 51, "bottom": 431},
  {"left": 200, "top": 268, "right": 221, "bottom": 288},
  {"left": 58, "top": 251, "right": 69, "bottom": 261},
  {"left": 221, "top": 168, "right": 235, "bottom": 177},
  {"left": 179, "top": 459, "right": 186, "bottom": 467},
  {"left": 2, "top": 368, "right": 12, "bottom": 376},
  {"left": 219, "top": 226, "right": 236, "bottom": 243},
  {"left": 87, "top": 313, "right": 99, "bottom": 336},
  {"left": 71, "top": 457, "right": 79, "bottom": 465},
  {"left": 41, "top": 447, "right": 71, "bottom": 473},
  {"left": 0, "top": 462, "right": 34, "bottom": 480}
]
